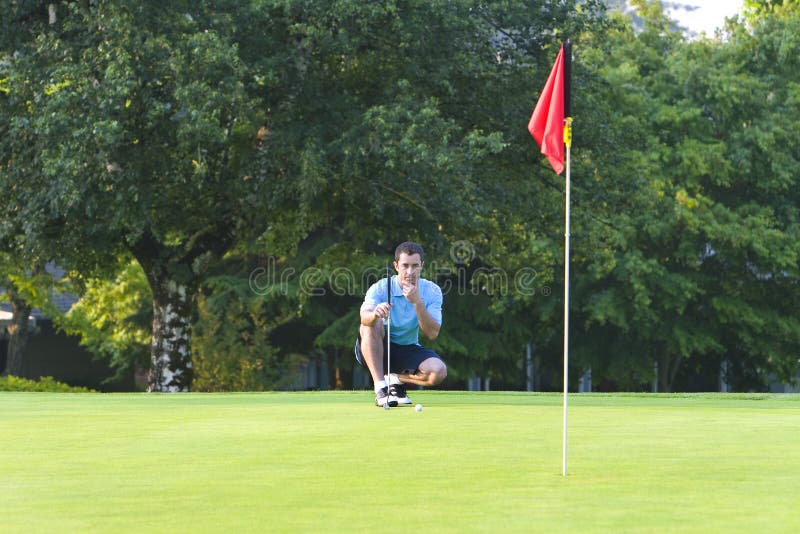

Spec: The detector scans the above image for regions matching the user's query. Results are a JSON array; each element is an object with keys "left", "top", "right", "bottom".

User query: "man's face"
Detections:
[{"left": 394, "top": 252, "right": 423, "bottom": 285}]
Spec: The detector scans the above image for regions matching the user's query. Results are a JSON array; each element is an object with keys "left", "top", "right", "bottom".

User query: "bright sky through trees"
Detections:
[{"left": 662, "top": 0, "right": 745, "bottom": 36}]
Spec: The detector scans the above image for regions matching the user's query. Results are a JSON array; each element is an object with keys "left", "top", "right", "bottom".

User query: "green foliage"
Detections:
[
  {"left": 192, "top": 273, "right": 306, "bottom": 391},
  {"left": 0, "top": 255, "right": 65, "bottom": 317},
  {"left": 3, "top": 1, "right": 799, "bottom": 392},
  {"left": 56, "top": 258, "right": 151, "bottom": 381},
  {"left": 569, "top": 0, "right": 800, "bottom": 391},
  {"left": 0, "top": 375, "right": 96, "bottom": 393}
]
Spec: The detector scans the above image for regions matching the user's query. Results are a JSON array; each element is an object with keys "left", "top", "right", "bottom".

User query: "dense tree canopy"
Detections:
[
  {"left": 570, "top": 0, "right": 800, "bottom": 391},
  {"left": 2, "top": 0, "right": 798, "bottom": 392}
]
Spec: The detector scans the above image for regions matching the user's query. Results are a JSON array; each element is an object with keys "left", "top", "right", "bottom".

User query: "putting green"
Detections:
[{"left": 2, "top": 392, "right": 798, "bottom": 532}]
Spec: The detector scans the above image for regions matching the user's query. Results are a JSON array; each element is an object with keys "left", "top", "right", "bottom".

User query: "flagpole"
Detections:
[
  {"left": 526, "top": 40, "right": 572, "bottom": 476},
  {"left": 562, "top": 117, "right": 572, "bottom": 477}
]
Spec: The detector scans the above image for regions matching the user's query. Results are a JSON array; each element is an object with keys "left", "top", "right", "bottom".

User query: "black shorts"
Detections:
[{"left": 354, "top": 335, "right": 442, "bottom": 375}]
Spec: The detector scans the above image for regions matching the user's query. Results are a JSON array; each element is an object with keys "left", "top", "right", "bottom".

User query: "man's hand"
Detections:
[
  {"left": 403, "top": 279, "right": 440, "bottom": 340},
  {"left": 401, "top": 279, "right": 421, "bottom": 304},
  {"left": 372, "top": 302, "right": 392, "bottom": 320},
  {"left": 361, "top": 302, "right": 392, "bottom": 327}
]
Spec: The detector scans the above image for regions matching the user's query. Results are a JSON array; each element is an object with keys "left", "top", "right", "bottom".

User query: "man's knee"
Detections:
[{"left": 422, "top": 358, "right": 447, "bottom": 386}]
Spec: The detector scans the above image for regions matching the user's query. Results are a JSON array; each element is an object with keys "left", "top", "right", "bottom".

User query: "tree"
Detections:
[
  {"left": 187, "top": 0, "right": 608, "bottom": 390},
  {"left": 287, "top": 0, "right": 609, "bottom": 388},
  {"left": 569, "top": 0, "right": 800, "bottom": 391},
  {"left": 2, "top": 1, "right": 290, "bottom": 390},
  {"left": 1, "top": 0, "right": 635, "bottom": 392},
  {"left": 699, "top": 0, "right": 800, "bottom": 389},
  {"left": 55, "top": 257, "right": 151, "bottom": 384},
  {"left": 0, "top": 254, "right": 66, "bottom": 376},
  {"left": 1, "top": 2, "right": 64, "bottom": 377},
  {"left": 1, "top": 263, "right": 34, "bottom": 377}
]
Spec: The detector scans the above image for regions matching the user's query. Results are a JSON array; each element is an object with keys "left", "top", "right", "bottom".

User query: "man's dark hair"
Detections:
[{"left": 395, "top": 241, "right": 425, "bottom": 262}]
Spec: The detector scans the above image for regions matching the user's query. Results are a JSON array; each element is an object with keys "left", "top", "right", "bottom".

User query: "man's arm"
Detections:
[
  {"left": 361, "top": 279, "right": 391, "bottom": 327},
  {"left": 361, "top": 302, "right": 391, "bottom": 327},
  {"left": 413, "top": 299, "right": 440, "bottom": 340},
  {"left": 402, "top": 280, "right": 441, "bottom": 340}
]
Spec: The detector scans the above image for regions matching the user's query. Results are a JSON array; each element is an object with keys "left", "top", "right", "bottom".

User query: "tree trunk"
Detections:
[
  {"left": 657, "top": 349, "right": 682, "bottom": 393},
  {"left": 130, "top": 228, "right": 232, "bottom": 393},
  {"left": 4, "top": 286, "right": 33, "bottom": 377},
  {"left": 327, "top": 348, "right": 353, "bottom": 389},
  {"left": 147, "top": 277, "right": 196, "bottom": 392}
]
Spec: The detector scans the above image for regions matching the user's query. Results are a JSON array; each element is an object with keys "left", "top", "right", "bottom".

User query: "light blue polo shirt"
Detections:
[{"left": 362, "top": 276, "right": 443, "bottom": 346}]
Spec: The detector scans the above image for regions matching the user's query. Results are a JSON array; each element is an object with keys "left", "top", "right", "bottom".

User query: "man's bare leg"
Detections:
[
  {"left": 396, "top": 357, "right": 447, "bottom": 387},
  {"left": 359, "top": 322, "right": 386, "bottom": 385}
]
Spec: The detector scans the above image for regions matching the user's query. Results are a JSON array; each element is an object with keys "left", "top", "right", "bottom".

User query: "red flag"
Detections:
[{"left": 528, "top": 45, "right": 566, "bottom": 175}]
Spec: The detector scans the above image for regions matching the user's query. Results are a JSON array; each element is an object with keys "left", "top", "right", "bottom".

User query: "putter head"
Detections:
[{"left": 383, "top": 403, "right": 390, "bottom": 411}]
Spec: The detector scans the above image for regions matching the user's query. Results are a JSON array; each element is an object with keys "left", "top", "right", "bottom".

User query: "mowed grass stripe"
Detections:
[{"left": 1, "top": 392, "right": 798, "bottom": 532}]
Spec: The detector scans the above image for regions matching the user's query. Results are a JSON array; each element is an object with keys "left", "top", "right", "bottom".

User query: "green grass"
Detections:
[{"left": 2, "top": 392, "right": 799, "bottom": 533}]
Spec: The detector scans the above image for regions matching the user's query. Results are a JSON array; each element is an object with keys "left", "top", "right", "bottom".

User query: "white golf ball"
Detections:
[{"left": 415, "top": 404, "right": 423, "bottom": 412}]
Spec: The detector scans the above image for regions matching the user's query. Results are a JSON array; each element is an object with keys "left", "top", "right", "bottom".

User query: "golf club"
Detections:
[{"left": 385, "top": 261, "right": 393, "bottom": 409}]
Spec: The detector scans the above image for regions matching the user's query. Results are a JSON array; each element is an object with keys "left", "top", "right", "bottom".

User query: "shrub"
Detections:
[{"left": 0, "top": 375, "right": 97, "bottom": 393}]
